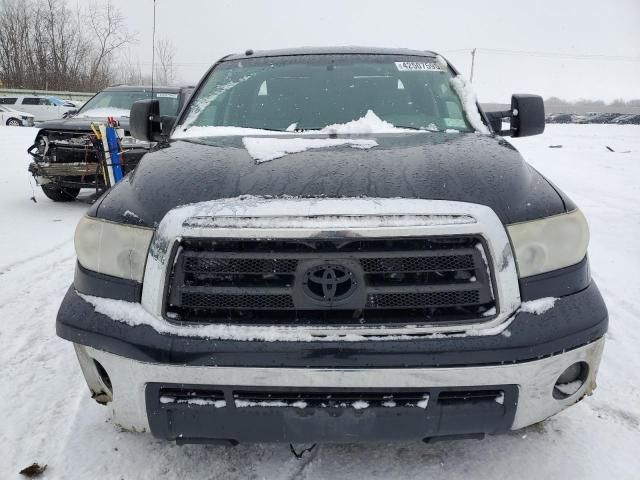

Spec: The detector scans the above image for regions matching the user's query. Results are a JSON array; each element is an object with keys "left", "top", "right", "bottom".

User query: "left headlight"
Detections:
[
  {"left": 507, "top": 209, "right": 589, "bottom": 278},
  {"left": 74, "top": 216, "right": 155, "bottom": 282}
]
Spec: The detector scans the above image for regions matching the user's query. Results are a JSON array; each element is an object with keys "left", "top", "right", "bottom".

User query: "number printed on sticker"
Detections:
[{"left": 395, "top": 62, "right": 443, "bottom": 72}]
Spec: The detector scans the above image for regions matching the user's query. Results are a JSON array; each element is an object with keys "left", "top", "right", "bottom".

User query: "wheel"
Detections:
[
  {"left": 41, "top": 184, "right": 80, "bottom": 202},
  {"left": 6, "top": 118, "right": 22, "bottom": 126}
]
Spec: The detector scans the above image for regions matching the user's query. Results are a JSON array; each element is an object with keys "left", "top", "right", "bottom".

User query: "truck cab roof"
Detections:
[{"left": 223, "top": 46, "right": 439, "bottom": 61}]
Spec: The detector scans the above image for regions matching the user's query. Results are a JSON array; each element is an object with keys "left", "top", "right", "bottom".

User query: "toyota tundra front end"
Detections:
[{"left": 56, "top": 47, "right": 607, "bottom": 444}]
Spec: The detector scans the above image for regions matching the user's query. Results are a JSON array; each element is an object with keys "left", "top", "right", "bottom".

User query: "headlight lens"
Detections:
[
  {"left": 74, "top": 216, "right": 154, "bottom": 282},
  {"left": 507, "top": 209, "right": 589, "bottom": 277}
]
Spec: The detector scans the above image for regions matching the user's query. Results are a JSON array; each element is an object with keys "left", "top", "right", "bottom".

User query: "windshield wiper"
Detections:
[
  {"left": 250, "top": 127, "right": 288, "bottom": 132},
  {"left": 394, "top": 125, "right": 436, "bottom": 131}
]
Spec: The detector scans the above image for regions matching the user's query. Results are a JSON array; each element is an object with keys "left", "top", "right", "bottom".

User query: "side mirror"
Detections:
[
  {"left": 130, "top": 99, "right": 176, "bottom": 142},
  {"left": 510, "top": 94, "right": 545, "bottom": 137},
  {"left": 130, "top": 99, "right": 161, "bottom": 142},
  {"left": 486, "top": 94, "right": 545, "bottom": 137},
  {"left": 63, "top": 109, "right": 78, "bottom": 119}
]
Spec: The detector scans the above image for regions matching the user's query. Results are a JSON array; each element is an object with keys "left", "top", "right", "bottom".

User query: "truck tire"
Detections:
[
  {"left": 6, "top": 118, "right": 22, "bottom": 126},
  {"left": 41, "top": 184, "right": 80, "bottom": 202}
]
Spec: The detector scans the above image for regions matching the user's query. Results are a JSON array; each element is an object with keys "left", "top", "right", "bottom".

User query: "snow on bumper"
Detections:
[{"left": 75, "top": 337, "right": 604, "bottom": 440}]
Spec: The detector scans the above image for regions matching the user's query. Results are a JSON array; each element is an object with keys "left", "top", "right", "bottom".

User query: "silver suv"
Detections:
[{"left": 0, "top": 95, "right": 76, "bottom": 121}]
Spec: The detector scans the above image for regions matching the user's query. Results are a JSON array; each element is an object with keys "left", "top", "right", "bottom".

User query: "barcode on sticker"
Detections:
[
  {"left": 156, "top": 93, "right": 178, "bottom": 98},
  {"left": 395, "top": 62, "right": 443, "bottom": 72}
]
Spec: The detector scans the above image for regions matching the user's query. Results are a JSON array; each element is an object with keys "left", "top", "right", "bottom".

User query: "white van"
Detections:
[{"left": 0, "top": 95, "right": 76, "bottom": 121}]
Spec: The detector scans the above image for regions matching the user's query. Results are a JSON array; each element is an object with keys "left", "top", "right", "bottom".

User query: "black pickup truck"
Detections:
[
  {"left": 27, "top": 85, "right": 192, "bottom": 201},
  {"left": 57, "top": 47, "right": 607, "bottom": 444}
]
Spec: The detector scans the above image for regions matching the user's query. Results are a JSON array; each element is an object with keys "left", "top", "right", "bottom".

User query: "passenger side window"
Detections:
[
  {"left": 39, "top": 98, "right": 53, "bottom": 106},
  {"left": 0, "top": 97, "right": 17, "bottom": 105},
  {"left": 21, "top": 97, "right": 41, "bottom": 105}
]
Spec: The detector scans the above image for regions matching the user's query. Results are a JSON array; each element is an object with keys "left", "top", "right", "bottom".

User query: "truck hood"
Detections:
[
  {"left": 37, "top": 116, "right": 131, "bottom": 132},
  {"left": 92, "top": 132, "right": 568, "bottom": 226}
]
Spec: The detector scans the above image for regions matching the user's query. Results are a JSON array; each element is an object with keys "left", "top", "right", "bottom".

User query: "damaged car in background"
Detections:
[
  {"left": 27, "top": 85, "right": 193, "bottom": 201},
  {"left": 56, "top": 47, "right": 608, "bottom": 445}
]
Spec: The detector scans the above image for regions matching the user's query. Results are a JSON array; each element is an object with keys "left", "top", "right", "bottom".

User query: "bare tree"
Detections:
[
  {"left": 154, "top": 37, "right": 176, "bottom": 86},
  {"left": 86, "top": 0, "right": 137, "bottom": 88},
  {"left": 115, "top": 48, "right": 143, "bottom": 85},
  {"left": 0, "top": 0, "right": 137, "bottom": 91},
  {"left": 0, "top": 0, "right": 33, "bottom": 87}
]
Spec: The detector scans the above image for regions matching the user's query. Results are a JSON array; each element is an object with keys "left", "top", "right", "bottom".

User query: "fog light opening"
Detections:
[
  {"left": 93, "top": 359, "right": 112, "bottom": 391},
  {"left": 553, "top": 361, "right": 588, "bottom": 400}
]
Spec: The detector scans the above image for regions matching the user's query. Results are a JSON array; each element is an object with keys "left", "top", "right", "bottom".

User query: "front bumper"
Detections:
[
  {"left": 74, "top": 338, "right": 604, "bottom": 443},
  {"left": 59, "top": 269, "right": 608, "bottom": 443},
  {"left": 57, "top": 280, "right": 608, "bottom": 368}
]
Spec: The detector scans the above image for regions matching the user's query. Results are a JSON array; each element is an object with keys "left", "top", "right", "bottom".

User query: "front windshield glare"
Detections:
[{"left": 177, "top": 55, "right": 473, "bottom": 133}]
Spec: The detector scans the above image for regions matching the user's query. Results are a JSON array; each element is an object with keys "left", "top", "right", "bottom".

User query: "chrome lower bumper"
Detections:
[{"left": 75, "top": 337, "right": 604, "bottom": 436}]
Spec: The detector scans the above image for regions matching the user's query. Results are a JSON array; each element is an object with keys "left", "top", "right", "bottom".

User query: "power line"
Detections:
[
  {"left": 135, "top": 48, "right": 640, "bottom": 69},
  {"left": 441, "top": 48, "right": 640, "bottom": 62}
]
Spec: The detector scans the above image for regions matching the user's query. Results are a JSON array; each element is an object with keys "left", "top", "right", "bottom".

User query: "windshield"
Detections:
[
  {"left": 48, "top": 96, "right": 65, "bottom": 106},
  {"left": 78, "top": 90, "right": 180, "bottom": 117},
  {"left": 176, "top": 54, "right": 473, "bottom": 134}
]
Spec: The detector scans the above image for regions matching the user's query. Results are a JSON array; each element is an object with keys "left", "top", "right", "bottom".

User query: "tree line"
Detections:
[
  {"left": 545, "top": 97, "right": 640, "bottom": 109},
  {"left": 0, "top": 0, "right": 177, "bottom": 92}
]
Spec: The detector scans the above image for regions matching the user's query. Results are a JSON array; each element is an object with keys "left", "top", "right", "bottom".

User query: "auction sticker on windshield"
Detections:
[{"left": 394, "top": 62, "right": 443, "bottom": 72}]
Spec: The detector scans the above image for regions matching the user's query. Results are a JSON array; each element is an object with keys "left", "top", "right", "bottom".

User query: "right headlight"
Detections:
[
  {"left": 74, "top": 216, "right": 154, "bottom": 282},
  {"left": 507, "top": 209, "right": 589, "bottom": 278}
]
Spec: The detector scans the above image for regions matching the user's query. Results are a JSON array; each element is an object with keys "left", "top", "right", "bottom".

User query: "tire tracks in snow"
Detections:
[
  {"left": 0, "top": 237, "right": 74, "bottom": 277},
  {"left": 0, "top": 239, "right": 86, "bottom": 475}
]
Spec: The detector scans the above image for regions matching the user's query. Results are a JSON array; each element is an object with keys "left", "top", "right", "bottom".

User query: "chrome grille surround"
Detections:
[{"left": 141, "top": 197, "right": 521, "bottom": 338}]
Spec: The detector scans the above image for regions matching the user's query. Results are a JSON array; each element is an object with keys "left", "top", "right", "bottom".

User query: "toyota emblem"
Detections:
[{"left": 302, "top": 264, "right": 357, "bottom": 302}]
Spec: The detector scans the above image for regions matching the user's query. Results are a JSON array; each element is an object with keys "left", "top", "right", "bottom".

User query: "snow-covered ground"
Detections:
[{"left": 1, "top": 124, "right": 639, "bottom": 479}]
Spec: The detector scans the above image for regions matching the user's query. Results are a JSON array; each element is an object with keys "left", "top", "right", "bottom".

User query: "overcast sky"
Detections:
[{"left": 111, "top": 0, "right": 640, "bottom": 102}]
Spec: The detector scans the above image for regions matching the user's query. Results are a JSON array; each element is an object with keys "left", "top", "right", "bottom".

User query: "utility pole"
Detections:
[
  {"left": 151, "top": 0, "right": 157, "bottom": 95},
  {"left": 470, "top": 48, "right": 477, "bottom": 83}
]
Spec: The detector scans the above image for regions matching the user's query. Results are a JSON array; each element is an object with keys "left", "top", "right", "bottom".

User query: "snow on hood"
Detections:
[
  {"left": 76, "top": 107, "right": 131, "bottom": 118},
  {"left": 242, "top": 137, "right": 378, "bottom": 162},
  {"left": 155, "top": 195, "right": 477, "bottom": 244},
  {"left": 172, "top": 110, "right": 419, "bottom": 140}
]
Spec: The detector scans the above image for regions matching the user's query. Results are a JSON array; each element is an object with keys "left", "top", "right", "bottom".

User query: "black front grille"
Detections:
[
  {"left": 165, "top": 236, "right": 495, "bottom": 327},
  {"left": 360, "top": 254, "right": 474, "bottom": 273},
  {"left": 181, "top": 292, "right": 295, "bottom": 309},
  {"left": 367, "top": 290, "right": 480, "bottom": 308},
  {"left": 184, "top": 257, "right": 298, "bottom": 274}
]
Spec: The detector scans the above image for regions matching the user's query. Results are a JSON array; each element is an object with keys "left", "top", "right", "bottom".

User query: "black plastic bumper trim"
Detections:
[
  {"left": 145, "top": 383, "right": 518, "bottom": 444},
  {"left": 519, "top": 256, "right": 590, "bottom": 301},
  {"left": 56, "top": 281, "right": 608, "bottom": 368},
  {"left": 74, "top": 262, "right": 142, "bottom": 302}
]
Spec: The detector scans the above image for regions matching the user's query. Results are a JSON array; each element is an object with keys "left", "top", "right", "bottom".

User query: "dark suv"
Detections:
[
  {"left": 57, "top": 47, "right": 607, "bottom": 444},
  {"left": 27, "top": 85, "right": 193, "bottom": 201}
]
